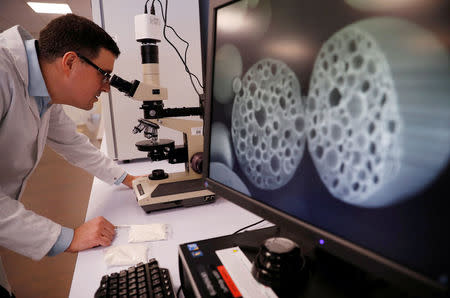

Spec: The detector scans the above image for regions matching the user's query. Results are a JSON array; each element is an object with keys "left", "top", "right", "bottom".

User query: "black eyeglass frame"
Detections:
[{"left": 75, "top": 52, "right": 112, "bottom": 83}]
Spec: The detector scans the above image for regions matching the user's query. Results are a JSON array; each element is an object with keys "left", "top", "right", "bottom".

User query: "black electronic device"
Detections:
[
  {"left": 202, "top": 0, "right": 450, "bottom": 297},
  {"left": 251, "top": 237, "right": 308, "bottom": 296},
  {"left": 94, "top": 258, "right": 174, "bottom": 298},
  {"left": 179, "top": 226, "right": 289, "bottom": 298}
]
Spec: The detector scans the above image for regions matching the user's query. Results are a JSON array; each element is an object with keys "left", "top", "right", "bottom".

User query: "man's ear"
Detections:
[{"left": 61, "top": 51, "right": 78, "bottom": 76}]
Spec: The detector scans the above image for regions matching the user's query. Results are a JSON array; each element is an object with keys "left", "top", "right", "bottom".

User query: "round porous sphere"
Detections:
[
  {"left": 307, "top": 17, "right": 450, "bottom": 207},
  {"left": 231, "top": 58, "right": 305, "bottom": 190}
]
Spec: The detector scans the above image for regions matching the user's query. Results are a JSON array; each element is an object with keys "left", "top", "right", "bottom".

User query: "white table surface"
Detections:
[{"left": 68, "top": 144, "right": 270, "bottom": 298}]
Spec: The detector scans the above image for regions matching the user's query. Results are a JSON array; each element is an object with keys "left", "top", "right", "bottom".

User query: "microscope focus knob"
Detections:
[
  {"left": 149, "top": 169, "right": 168, "bottom": 180},
  {"left": 190, "top": 152, "right": 203, "bottom": 174}
]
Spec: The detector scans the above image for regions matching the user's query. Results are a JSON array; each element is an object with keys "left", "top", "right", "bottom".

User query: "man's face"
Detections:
[{"left": 66, "top": 48, "right": 115, "bottom": 110}]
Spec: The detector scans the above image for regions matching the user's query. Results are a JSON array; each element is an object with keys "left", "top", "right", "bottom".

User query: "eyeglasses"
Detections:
[{"left": 75, "top": 52, "right": 111, "bottom": 84}]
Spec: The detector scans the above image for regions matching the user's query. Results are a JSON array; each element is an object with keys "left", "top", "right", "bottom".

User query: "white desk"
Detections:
[{"left": 69, "top": 145, "right": 269, "bottom": 297}]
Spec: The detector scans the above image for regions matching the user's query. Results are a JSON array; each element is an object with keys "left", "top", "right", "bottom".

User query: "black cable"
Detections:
[
  {"left": 159, "top": 0, "right": 203, "bottom": 92},
  {"left": 145, "top": 0, "right": 203, "bottom": 94},
  {"left": 150, "top": 4, "right": 156, "bottom": 14},
  {"left": 156, "top": 0, "right": 204, "bottom": 95},
  {"left": 166, "top": 23, "right": 204, "bottom": 92},
  {"left": 144, "top": 0, "right": 151, "bottom": 13},
  {"left": 232, "top": 219, "right": 266, "bottom": 235}
]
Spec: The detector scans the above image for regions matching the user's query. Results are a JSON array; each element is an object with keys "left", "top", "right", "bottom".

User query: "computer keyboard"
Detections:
[{"left": 94, "top": 258, "right": 174, "bottom": 298}]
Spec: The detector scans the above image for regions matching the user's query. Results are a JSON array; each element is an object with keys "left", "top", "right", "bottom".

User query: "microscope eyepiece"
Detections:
[{"left": 110, "top": 75, "right": 140, "bottom": 97}]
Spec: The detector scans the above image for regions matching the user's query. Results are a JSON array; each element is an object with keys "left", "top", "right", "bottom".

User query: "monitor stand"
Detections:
[{"left": 178, "top": 226, "right": 409, "bottom": 298}]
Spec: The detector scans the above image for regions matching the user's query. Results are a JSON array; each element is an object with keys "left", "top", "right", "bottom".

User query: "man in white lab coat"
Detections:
[{"left": 0, "top": 14, "right": 137, "bottom": 296}]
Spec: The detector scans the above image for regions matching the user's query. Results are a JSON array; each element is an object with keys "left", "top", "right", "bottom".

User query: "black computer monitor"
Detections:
[
  {"left": 198, "top": 0, "right": 209, "bottom": 86},
  {"left": 202, "top": 0, "right": 450, "bottom": 296}
]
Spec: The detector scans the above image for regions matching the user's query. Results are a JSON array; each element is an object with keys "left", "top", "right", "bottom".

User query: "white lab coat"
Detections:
[{"left": 0, "top": 26, "right": 125, "bottom": 292}]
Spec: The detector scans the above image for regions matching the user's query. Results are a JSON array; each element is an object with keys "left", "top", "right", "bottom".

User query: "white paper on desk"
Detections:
[
  {"left": 115, "top": 224, "right": 169, "bottom": 243},
  {"left": 128, "top": 224, "right": 168, "bottom": 242},
  {"left": 104, "top": 244, "right": 148, "bottom": 267},
  {"left": 215, "top": 247, "right": 278, "bottom": 298}
]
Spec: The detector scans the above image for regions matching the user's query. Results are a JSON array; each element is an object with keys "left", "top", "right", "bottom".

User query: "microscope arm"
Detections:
[
  {"left": 141, "top": 103, "right": 202, "bottom": 119},
  {"left": 147, "top": 118, "right": 204, "bottom": 167},
  {"left": 160, "top": 107, "right": 202, "bottom": 118}
]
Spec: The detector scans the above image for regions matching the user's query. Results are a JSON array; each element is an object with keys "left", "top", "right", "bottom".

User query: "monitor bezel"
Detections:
[{"left": 202, "top": 0, "right": 447, "bottom": 296}]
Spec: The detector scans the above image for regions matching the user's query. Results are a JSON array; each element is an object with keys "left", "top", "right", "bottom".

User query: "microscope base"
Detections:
[{"left": 132, "top": 173, "right": 215, "bottom": 213}]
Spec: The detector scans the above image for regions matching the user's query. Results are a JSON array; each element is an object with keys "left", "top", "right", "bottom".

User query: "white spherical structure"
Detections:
[
  {"left": 232, "top": 59, "right": 305, "bottom": 190},
  {"left": 307, "top": 17, "right": 450, "bottom": 207}
]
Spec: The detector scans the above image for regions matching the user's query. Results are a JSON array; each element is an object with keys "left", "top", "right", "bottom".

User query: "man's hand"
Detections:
[
  {"left": 122, "top": 174, "right": 138, "bottom": 188},
  {"left": 122, "top": 174, "right": 148, "bottom": 188},
  {"left": 65, "top": 216, "right": 116, "bottom": 253}
]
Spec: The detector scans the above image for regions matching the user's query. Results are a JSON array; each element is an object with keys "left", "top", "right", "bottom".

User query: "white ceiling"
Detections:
[{"left": 0, "top": 0, "right": 92, "bottom": 38}]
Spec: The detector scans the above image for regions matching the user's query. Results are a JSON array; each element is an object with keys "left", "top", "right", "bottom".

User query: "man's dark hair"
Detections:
[{"left": 38, "top": 14, "right": 120, "bottom": 61}]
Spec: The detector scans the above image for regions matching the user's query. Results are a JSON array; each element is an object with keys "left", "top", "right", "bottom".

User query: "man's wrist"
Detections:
[
  {"left": 114, "top": 172, "right": 128, "bottom": 185},
  {"left": 47, "top": 227, "right": 74, "bottom": 256}
]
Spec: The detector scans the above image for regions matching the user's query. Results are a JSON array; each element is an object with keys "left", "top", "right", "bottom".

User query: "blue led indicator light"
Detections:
[
  {"left": 438, "top": 274, "right": 448, "bottom": 285},
  {"left": 319, "top": 239, "right": 325, "bottom": 245}
]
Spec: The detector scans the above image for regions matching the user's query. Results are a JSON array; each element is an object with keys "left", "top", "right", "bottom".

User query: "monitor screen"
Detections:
[{"left": 203, "top": 0, "right": 450, "bottom": 294}]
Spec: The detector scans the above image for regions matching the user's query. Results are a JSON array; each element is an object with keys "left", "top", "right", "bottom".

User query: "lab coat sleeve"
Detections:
[
  {"left": 46, "top": 104, "right": 126, "bottom": 185},
  {"left": 0, "top": 51, "right": 12, "bottom": 122},
  {"left": 0, "top": 190, "right": 61, "bottom": 261}
]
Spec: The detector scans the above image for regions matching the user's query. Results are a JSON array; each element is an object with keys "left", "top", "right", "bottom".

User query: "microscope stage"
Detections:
[{"left": 135, "top": 138, "right": 174, "bottom": 151}]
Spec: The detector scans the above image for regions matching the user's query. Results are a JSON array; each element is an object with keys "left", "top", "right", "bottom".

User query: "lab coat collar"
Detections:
[
  {"left": 24, "top": 39, "right": 50, "bottom": 97},
  {"left": 0, "top": 25, "right": 33, "bottom": 88}
]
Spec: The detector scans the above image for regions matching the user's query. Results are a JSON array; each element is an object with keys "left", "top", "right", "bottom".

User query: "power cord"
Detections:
[
  {"left": 232, "top": 219, "right": 266, "bottom": 235},
  {"left": 158, "top": 0, "right": 204, "bottom": 94},
  {"left": 150, "top": 0, "right": 204, "bottom": 96},
  {"left": 176, "top": 285, "right": 183, "bottom": 298},
  {"left": 144, "top": 0, "right": 154, "bottom": 14}
]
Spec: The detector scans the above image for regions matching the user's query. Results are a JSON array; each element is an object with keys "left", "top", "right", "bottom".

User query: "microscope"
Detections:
[{"left": 109, "top": 12, "right": 215, "bottom": 213}]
